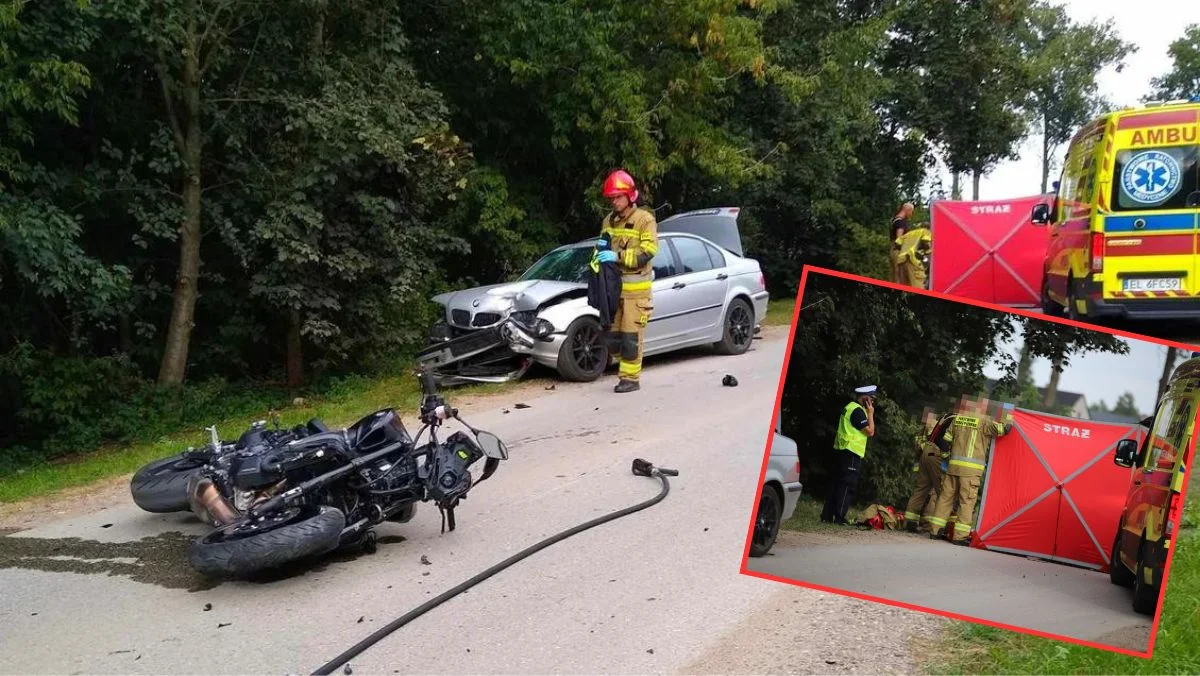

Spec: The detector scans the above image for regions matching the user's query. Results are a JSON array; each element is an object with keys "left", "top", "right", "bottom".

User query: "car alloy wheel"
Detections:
[
  {"left": 571, "top": 322, "right": 604, "bottom": 373},
  {"left": 729, "top": 304, "right": 752, "bottom": 348}
]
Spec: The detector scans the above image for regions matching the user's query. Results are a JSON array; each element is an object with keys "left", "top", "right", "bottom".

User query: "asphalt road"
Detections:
[
  {"left": 746, "top": 530, "right": 1154, "bottom": 653},
  {"left": 0, "top": 329, "right": 945, "bottom": 675}
]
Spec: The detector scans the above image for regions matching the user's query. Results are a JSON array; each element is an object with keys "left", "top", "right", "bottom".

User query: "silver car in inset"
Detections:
[
  {"left": 749, "top": 411, "right": 802, "bottom": 557},
  {"left": 417, "top": 207, "right": 770, "bottom": 386}
]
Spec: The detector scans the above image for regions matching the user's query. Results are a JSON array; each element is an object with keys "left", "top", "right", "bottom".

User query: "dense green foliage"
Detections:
[
  {"left": 1150, "top": 24, "right": 1200, "bottom": 100},
  {"left": 781, "top": 272, "right": 1126, "bottom": 507},
  {"left": 0, "top": 0, "right": 1150, "bottom": 470}
]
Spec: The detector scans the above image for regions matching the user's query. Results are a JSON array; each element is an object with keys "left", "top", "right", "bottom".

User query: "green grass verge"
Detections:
[
  {"left": 0, "top": 372, "right": 510, "bottom": 504},
  {"left": 781, "top": 494, "right": 879, "bottom": 534},
  {"left": 764, "top": 297, "right": 796, "bottom": 327},
  {"left": 921, "top": 491, "right": 1200, "bottom": 674}
]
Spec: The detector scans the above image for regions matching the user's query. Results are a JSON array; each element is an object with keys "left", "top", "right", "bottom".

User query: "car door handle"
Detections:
[
  {"left": 673, "top": 282, "right": 686, "bottom": 289},
  {"left": 716, "top": 273, "right": 728, "bottom": 280}
]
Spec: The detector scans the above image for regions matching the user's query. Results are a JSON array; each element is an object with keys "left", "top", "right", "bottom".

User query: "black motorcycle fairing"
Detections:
[{"left": 347, "top": 409, "right": 413, "bottom": 454}]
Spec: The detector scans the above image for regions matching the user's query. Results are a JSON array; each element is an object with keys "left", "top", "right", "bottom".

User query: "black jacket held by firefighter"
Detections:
[{"left": 587, "top": 233, "right": 621, "bottom": 330}]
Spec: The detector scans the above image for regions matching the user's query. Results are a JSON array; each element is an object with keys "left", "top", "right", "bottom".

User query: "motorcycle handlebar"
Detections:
[{"left": 420, "top": 369, "right": 437, "bottom": 396}]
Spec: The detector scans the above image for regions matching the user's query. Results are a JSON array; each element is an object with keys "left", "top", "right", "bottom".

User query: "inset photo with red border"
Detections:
[{"left": 741, "top": 265, "right": 1198, "bottom": 659}]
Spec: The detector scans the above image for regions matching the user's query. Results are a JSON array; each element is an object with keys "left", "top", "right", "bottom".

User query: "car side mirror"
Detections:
[
  {"left": 1031, "top": 202, "right": 1052, "bottom": 226},
  {"left": 1114, "top": 438, "right": 1139, "bottom": 468}
]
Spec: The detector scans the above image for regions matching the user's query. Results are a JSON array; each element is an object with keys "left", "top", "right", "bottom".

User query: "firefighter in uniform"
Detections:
[
  {"left": 593, "top": 169, "right": 659, "bottom": 393},
  {"left": 895, "top": 224, "right": 932, "bottom": 289},
  {"left": 904, "top": 408, "right": 949, "bottom": 533},
  {"left": 928, "top": 396, "right": 1012, "bottom": 545},
  {"left": 821, "top": 385, "right": 877, "bottom": 525}
]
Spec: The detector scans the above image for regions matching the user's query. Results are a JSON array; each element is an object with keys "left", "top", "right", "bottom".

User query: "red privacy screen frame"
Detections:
[
  {"left": 930, "top": 195, "right": 1053, "bottom": 307},
  {"left": 973, "top": 408, "right": 1147, "bottom": 573}
]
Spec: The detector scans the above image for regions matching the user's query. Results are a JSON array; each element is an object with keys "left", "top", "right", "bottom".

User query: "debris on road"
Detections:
[
  {"left": 343, "top": 664, "right": 353, "bottom": 675},
  {"left": 420, "top": 555, "right": 432, "bottom": 565},
  {"left": 514, "top": 403, "right": 531, "bottom": 409},
  {"left": 357, "top": 616, "right": 364, "bottom": 624},
  {"left": 722, "top": 375, "right": 738, "bottom": 387},
  {"left": 647, "top": 649, "right": 655, "bottom": 654},
  {"left": 202, "top": 603, "right": 212, "bottom": 611},
  {"left": 217, "top": 622, "right": 231, "bottom": 629},
  {"left": 545, "top": 385, "right": 556, "bottom": 391},
  {"left": 101, "top": 523, "right": 113, "bottom": 529}
]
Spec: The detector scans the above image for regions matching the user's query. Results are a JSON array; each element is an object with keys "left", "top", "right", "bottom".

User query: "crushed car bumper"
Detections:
[{"left": 417, "top": 319, "right": 557, "bottom": 386}]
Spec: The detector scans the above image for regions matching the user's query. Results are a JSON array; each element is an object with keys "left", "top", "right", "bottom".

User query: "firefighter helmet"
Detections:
[{"left": 601, "top": 169, "right": 639, "bottom": 203}]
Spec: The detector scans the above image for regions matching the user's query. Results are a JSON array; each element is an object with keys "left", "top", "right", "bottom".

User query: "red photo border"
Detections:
[{"left": 738, "top": 264, "right": 1199, "bottom": 660}]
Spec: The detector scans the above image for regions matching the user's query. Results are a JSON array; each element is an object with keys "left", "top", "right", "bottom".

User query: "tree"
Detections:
[
  {"left": 1148, "top": 24, "right": 1200, "bottom": 100},
  {"left": 883, "top": 0, "right": 1036, "bottom": 199},
  {"left": 1023, "top": 6, "right": 1133, "bottom": 193},
  {"left": 1158, "top": 347, "right": 1181, "bottom": 402},
  {"left": 1090, "top": 391, "right": 1143, "bottom": 419},
  {"left": 1015, "top": 318, "right": 1130, "bottom": 408}
]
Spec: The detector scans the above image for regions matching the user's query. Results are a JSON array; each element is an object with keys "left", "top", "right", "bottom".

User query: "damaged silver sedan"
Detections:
[{"left": 416, "top": 207, "right": 770, "bottom": 386}]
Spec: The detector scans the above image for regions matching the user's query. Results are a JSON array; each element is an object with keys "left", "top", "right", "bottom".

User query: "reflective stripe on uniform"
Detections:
[
  {"left": 926, "top": 516, "right": 947, "bottom": 527},
  {"left": 904, "top": 511, "right": 920, "bottom": 521},
  {"left": 619, "top": 360, "right": 641, "bottom": 377},
  {"left": 949, "top": 456, "right": 986, "bottom": 470},
  {"left": 953, "top": 522, "right": 971, "bottom": 533},
  {"left": 622, "top": 280, "right": 652, "bottom": 292}
]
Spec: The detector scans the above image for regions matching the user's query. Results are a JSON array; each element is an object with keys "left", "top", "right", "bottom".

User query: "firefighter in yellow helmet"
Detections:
[
  {"left": 594, "top": 169, "right": 659, "bottom": 393},
  {"left": 928, "top": 395, "right": 1012, "bottom": 545},
  {"left": 903, "top": 408, "right": 949, "bottom": 534},
  {"left": 895, "top": 223, "right": 932, "bottom": 289}
]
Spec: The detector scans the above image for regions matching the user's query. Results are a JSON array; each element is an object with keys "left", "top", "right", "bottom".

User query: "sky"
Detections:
[
  {"left": 946, "top": 0, "right": 1200, "bottom": 417},
  {"left": 933, "top": 0, "right": 1200, "bottom": 200}
]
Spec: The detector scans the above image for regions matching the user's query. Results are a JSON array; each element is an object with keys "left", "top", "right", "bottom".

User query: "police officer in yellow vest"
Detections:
[
  {"left": 821, "top": 385, "right": 877, "bottom": 525},
  {"left": 928, "top": 395, "right": 1012, "bottom": 545},
  {"left": 594, "top": 169, "right": 659, "bottom": 394}
]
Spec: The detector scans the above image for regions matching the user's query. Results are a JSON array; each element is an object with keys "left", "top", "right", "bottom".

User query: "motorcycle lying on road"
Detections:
[{"left": 129, "top": 367, "right": 509, "bottom": 577}]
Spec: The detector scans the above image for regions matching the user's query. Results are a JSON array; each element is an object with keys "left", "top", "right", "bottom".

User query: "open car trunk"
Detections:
[{"left": 657, "top": 207, "right": 745, "bottom": 256}]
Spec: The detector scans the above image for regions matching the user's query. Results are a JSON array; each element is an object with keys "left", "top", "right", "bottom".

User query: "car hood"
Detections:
[{"left": 433, "top": 279, "right": 586, "bottom": 316}]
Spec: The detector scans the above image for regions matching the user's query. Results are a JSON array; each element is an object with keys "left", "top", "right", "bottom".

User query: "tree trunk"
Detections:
[
  {"left": 1016, "top": 342, "right": 1032, "bottom": 387},
  {"left": 1158, "top": 347, "right": 1179, "bottom": 403},
  {"left": 157, "top": 6, "right": 204, "bottom": 386},
  {"left": 286, "top": 309, "right": 304, "bottom": 389},
  {"left": 1042, "top": 346, "right": 1064, "bottom": 409},
  {"left": 972, "top": 169, "right": 982, "bottom": 200},
  {"left": 951, "top": 171, "right": 962, "bottom": 200},
  {"left": 118, "top": 314, "right": 132, "bottom": 355}
]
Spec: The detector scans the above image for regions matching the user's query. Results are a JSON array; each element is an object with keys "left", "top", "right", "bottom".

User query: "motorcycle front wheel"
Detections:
[{"left": 189, "top": 505, "right": 345, "bottom": 577}]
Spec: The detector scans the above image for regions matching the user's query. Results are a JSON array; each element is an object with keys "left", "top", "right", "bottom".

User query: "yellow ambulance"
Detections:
[
  {"left": 1033, "top": 98, "right": 1200, "bottom": 320},
  {"left": 1109, "top": 353, "right": 1196, "bottom": 615}
]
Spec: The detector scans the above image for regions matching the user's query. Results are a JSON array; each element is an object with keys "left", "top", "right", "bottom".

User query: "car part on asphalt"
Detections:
[
  {"left": 309, "top": 458, "right": 681, "bottom": 676},
  {"left": 722, "top": 375, "right": 738, "bottom": 387}
]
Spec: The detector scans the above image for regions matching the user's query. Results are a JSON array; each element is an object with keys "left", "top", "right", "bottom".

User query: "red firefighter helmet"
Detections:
[{"left": 601, "top": 169, "right": 639, "bottom": 203}]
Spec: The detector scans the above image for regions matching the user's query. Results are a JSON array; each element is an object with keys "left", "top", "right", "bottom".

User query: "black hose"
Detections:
[{"left": 310, "top": 459, "right": 679, "bottom": 676}]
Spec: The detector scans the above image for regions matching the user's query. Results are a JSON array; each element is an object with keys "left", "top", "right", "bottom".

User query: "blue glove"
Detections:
[
  {"left": 596, "top": 238, "right": 610, "bottom": 250},
  {"left": 597, "top": 250, "right": 618, "bottom": 263}
]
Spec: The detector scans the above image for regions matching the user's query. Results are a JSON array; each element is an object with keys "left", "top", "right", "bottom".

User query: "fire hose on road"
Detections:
[{"left": 310, "top": 458, "right": 681, "bottom": 675}]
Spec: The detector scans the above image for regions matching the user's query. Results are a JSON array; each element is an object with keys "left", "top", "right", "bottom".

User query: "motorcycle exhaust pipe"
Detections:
[{"left": 187, "top": 475, "right": 241, "bottom": 526}]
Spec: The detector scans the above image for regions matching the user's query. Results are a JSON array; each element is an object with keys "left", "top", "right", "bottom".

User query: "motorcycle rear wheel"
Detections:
[
  {"left": 130, "top": 453, "right": 209, "bottom": 513},
  {"left": 189, "top": 505, "right": 345, "bottom": 577}
]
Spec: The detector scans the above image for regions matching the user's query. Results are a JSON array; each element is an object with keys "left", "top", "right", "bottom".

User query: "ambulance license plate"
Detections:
[{"left": 1122, "top": 277, "right": 1182, "bottom": 292}]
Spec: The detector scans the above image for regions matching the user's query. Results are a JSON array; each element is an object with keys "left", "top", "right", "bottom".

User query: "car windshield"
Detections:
[{"left": 518, "top": 246, "right": 593, "bottom": 283}]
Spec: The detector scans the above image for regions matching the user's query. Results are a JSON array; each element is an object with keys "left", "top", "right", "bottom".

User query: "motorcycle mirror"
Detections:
[{"left": 475, "top": 431, "right": 509, "bottom": 460}]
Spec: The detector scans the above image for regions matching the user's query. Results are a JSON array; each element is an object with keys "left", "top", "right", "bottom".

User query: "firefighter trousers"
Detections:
[
  {"left": 898, "top": 260, "right": 927, "bottom": 289},
  {"left": 821, "top": 449, "right": 863, "bottom": 523},
  {"left": 929, "top": 472, "right": 982, "bottom": 542},
  {"left": 904, "top": 449, "right": 944, "bottom": 530},
  {"left": 608, "top": 295, "right": 653, "bottom": 382}
]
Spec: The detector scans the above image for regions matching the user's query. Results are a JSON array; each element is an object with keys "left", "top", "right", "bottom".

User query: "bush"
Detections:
[{"left": 0, "top": 344, "right": 285, "bottom": 475}]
